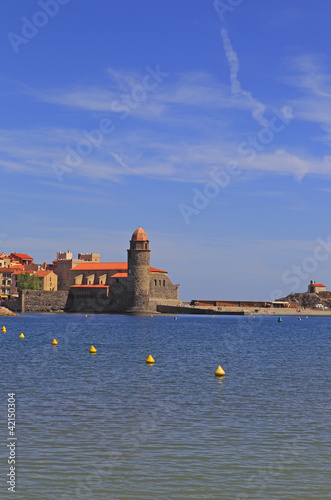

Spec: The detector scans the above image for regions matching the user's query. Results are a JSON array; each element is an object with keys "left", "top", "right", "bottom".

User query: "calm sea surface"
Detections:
[{"left": 0, "top": 314, "right": 330, "bottom": 499}]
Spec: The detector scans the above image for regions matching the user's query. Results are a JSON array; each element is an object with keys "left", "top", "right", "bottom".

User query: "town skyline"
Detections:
[{"left": 2, "top": 1, "right": 331, "bottom": 300}]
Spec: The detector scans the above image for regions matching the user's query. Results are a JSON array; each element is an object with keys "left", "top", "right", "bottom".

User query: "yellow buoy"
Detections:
[
  {"left": 89, "top": 345, "right": 97, "bottom": 354},
  {"left": 146, "top": 354, "right": 155, "bottom": 364},
  {"left": 85, "top": 315, "right": 88, "bottom": 317},
  {"left": 212, "top": 315, "right": 214, "bottom": 318},
  {"left": 52, "top": 339, "right": 58, "bottom": 346},
  {"left": 2, "top": 326, "right": 6, "bottom": 333},
  {"left": 150, "top": 314, "right": 153, "bottom": 317},
  {"left": 19, "top": 333, "right": 25, "bottom": 339},
  {"left": 214, "top": 365, "right": 225, "bottom": 377}
]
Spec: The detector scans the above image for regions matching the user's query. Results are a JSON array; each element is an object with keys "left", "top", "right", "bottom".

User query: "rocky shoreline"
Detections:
[{"left": 0, "top": 307, "right": 19, "bottom": 316}]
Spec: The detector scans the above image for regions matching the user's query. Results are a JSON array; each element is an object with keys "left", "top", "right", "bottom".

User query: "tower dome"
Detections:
[{"left": 131, "top": 226, "right": 148, "bottom": 241}]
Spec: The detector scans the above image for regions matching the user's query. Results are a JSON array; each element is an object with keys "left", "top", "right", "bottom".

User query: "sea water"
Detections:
[{"left": 0, "top": 314, "right": 330, "bottom": 499}]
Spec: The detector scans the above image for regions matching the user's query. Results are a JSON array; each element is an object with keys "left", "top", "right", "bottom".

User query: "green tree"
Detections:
[{"left": 16, "top": 272, "right": 41, "bottom": 290}]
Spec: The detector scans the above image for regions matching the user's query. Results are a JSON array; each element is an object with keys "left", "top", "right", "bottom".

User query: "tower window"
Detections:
[
  {"left": 159, "top": 280, "right": 161, "bottom": 286},
  {"left": 163, "top": 280, "right": 165, "bottom": 286},
  {"left": 154, "top": 279, "right": 157, "bottom": 286}
]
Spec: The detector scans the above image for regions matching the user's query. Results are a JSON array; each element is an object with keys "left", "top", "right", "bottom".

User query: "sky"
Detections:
[{"left": 1, "top": 0, "right": 331, "bottom": 301}]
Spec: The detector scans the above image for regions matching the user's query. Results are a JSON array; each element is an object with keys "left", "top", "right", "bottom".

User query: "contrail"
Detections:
[{"left": 221, "top": 27, "right": 269, "bottom": 127}]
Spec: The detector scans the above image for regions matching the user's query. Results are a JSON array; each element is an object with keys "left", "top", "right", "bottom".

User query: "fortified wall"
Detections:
[{"left": 18, "top": 290, "right": 69, "bottom": 313}]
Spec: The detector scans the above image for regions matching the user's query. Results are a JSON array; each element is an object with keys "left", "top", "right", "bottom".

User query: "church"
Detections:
[{"left": 66, "top": 227, "right": 180, "bottom": 313}]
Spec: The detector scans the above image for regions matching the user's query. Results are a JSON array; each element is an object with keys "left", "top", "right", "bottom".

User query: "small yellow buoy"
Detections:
[
  {"left": 89, "top": 345, "right": 97, "bottom": 354},
  {"left": 146, "top": 354, "right": 155, "bottom": 364},
  {"left": 2, "top": 326, "right": 6, "bottom": 333},
  {"left": 52, "top": 339, "right": 58, "bottom": 346},
  {"left": 212, "top": 315, "right": 214, "bottom": 318},
  {"left": 151, "top": 314, "right": 153, "bottom": 317},
  {"left": 19, "top": 333, "right": 25, "bottom": 339},
  {"left": 85, "top": 315, "right": 88, "bottom": 317},
  {"left": 214, "top": 365, "right": 225, "bottom": 377}
]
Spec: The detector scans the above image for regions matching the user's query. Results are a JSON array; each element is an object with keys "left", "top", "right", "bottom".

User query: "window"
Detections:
[
  {"left": 154, "top": 279, "right": 157, "bottom": 286},
  {"left": 163, "top": 280, "right": 165, "bottom": 286},
  {"left": 159, "top": 280, "right": 161, "bottom": 286}
]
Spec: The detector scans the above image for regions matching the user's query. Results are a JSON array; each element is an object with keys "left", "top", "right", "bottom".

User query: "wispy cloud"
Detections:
[
  {"left": 1, "top": 126, "right": 331, "bottom": 184},
  {"left": 284, "top": 54, "right": 331, "bottom": 145},
  {"left": 22, "top": 69, "right": 269, "bottom": 122}
]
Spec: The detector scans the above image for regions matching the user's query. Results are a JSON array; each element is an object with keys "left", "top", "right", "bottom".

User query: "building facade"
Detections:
[
  {"left": 67, "top": 227, "right": 179, "bottom": 313},
  {"left": 53, "top": 252, "right": 101, "bottom": 290},
  {"left": 0, "top": 269, "right": 14, "bottom": 299},
  {"left": 35, "top": 270, "right": 58, "bottom": 291},
  {"left": 308, "top": 280, "right": 326, "bottom": 293}
]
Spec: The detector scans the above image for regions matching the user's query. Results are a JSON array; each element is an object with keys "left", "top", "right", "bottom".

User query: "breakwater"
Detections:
[{"left": 157, "top": 304, "right": 247, "bottom": 315}]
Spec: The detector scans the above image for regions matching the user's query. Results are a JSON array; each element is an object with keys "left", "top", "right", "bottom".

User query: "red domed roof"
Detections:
[{"left": 131, "top": 227, "right": 148, "bottom": 241}]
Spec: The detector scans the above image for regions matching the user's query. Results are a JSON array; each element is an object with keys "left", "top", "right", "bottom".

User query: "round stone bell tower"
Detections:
[{"left": 127, "top": 227, "right": 151, "bottom": 312}]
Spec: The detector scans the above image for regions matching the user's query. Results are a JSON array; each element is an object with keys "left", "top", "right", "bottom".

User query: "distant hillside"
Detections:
[{"left": 279, "top": 291, "right": 331, "bottom": 309}]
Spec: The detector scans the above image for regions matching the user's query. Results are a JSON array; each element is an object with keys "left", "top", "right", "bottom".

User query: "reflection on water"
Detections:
[{"left": 0, "top": 314, "right": 330, "bottom": 499}]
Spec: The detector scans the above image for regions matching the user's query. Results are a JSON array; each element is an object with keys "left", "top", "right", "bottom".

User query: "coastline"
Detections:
[{"left": 188, "top": 305, "right": 331, "bottom": 316}]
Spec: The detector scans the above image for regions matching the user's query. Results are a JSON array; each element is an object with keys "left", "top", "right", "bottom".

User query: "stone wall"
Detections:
[
  {"left": 149, "top": 273, "right": 179, "bottom": 301},
  {"left": 67, "top": 283, "right": 129, "bottom": 313},
  {"left": 20, "top": 290, "right": 69, "bottom": 313}
]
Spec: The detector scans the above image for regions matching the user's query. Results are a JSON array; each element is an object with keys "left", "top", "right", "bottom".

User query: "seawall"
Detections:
[
  {"left": 4, "top": 290, "right": 70, "bottom": 313},
  {"left": 157, "top": 305, "right": 247, "bottom": 315}
]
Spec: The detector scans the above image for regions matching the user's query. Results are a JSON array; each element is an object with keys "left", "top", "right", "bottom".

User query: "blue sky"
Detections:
[{"left": 1, "top": 0, "right": 331, "bottom": 300}]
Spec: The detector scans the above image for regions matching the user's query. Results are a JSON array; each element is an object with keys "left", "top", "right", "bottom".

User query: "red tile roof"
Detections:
[
  {"left": 35, "top": 271, "right": 53, "bottom": 277},
  {"left": 111, "top": 273, "right": 128, "bottom": 278},
  {"left": 313, "top": 283, "right": 325, "bottom": 287},
  {"left": 0, "top": 266, "right": 24, "bottom": 273},
  {"left": 71, "top": 262, "right": 128, "bottom": 271},
  {"left": 70, "top": 262, "right": 167, "bottom": 273},
  {"left": 149, "top": 267, "right": 167, "bottom": 273},
  {"left": 11, "top": 253, "right": 33, "bottom": 260}
]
